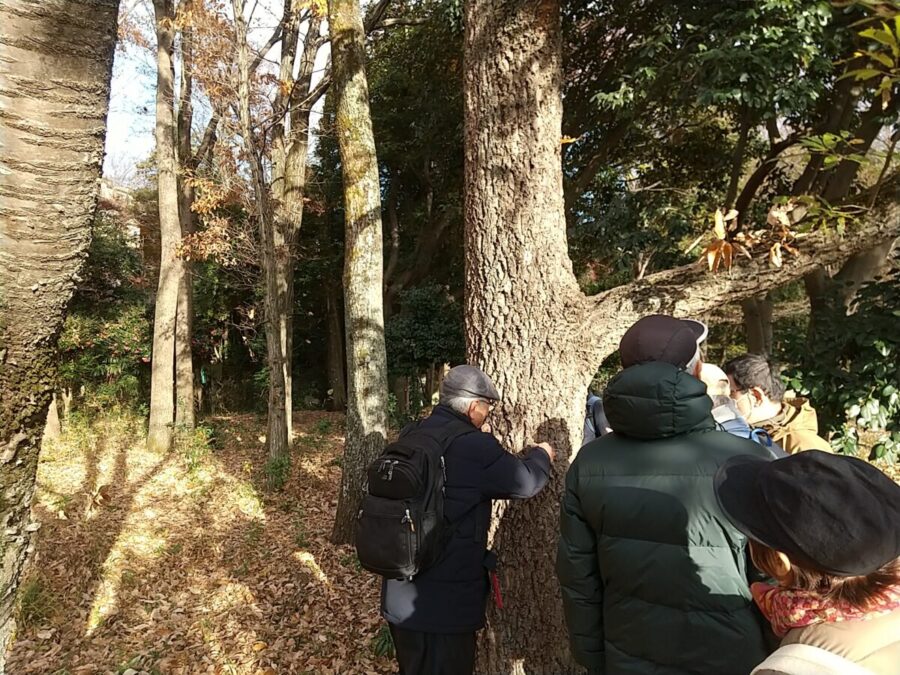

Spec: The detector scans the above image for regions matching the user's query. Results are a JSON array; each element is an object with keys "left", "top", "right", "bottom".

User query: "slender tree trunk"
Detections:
[
  {"left": 175, "top": 0, "right": 196, "bottom": 429},
  {"left": 391, "top": 376, "right": 410, "bottom": 415},
  {"left": 325, "top": 283, "right": 347, "bottom": 411},
  {"left": 329, "top": 0, "right": 389, "bottom": 544},
  {"left": 725, "top": 109, "right": 751, "bottom": 208},
  {"left": 267, "top": 0, "right": 300, "bottom": 455},
  {"left": 148, "top": 0, "right": 182, "bottom": 452},
  {"left": 0, "top": 0, "right": 119, "bottom": 665},
  {"left": 232, "top": 0, "right": 291, "bottom": 472},
  {"left": 741, "top": 294, "right": 774, "bottom": 356}
]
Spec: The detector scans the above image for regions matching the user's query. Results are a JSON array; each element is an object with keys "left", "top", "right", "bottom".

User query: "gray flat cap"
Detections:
[{"left": 440, "top": 365, "right": 501, "bottom": 401}]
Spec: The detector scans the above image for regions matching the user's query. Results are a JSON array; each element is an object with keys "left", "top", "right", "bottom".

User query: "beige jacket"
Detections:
[
  {"left": 754, "top": 609, "right": 900, "bottom": 675},
  {"left": 762, "top": 397, "right": 832, "bottom": 454}
]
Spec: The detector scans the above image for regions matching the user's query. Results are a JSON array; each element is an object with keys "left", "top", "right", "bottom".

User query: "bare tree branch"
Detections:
[{"left": 376, "top": 17, "right": 427, "bottom": 28}]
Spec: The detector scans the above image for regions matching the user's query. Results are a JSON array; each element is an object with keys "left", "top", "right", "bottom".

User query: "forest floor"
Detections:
[
  {"left": 8, "top": 408, "right": 898, "bottom": 675},
  {"left": 7, "top": 411, "right": 395, "bottom": 675}
]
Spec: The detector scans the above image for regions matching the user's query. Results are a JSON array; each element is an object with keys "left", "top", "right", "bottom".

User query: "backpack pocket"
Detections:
[
  {"left": 367, "top": 456, "right": 424, "bottom": 500},
  {"left": 355, "top": 495, "right": 419, "bottom": 579}
]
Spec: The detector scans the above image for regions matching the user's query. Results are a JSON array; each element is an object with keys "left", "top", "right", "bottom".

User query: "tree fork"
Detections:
[{"left": 462, "top": 0, "right": 900, "bottom": 671}]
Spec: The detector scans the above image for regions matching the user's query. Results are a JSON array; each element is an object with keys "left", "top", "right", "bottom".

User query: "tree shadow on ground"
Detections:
[{"left": 8, "top": 411, "right": 393, "bottom": 675}]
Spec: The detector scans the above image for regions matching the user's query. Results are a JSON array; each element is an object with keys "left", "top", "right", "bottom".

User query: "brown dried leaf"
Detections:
[
  {"left": 769, "top": 243, "right": 783, "bottom": 268},
  {"left": 767, "top": 204, "right": 792, "bottom": 229},
  {"left": 721, "top": 241, "right": 734, "bottom": 271},
  {"left": 733, "top": 242, "right": 753, "bottom": 260},
  {"left": 713, "top": 209, "right": 727, "bottom": 240}
]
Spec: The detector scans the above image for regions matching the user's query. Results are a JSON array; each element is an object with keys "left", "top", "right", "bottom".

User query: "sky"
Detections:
[{"left": 102, "top": 0, "right": 330, "bottom": 186}]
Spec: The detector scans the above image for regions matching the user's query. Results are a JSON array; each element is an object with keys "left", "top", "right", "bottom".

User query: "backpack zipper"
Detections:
[{"left": 402, "top": 508, "right": 416, "bottom": 532}]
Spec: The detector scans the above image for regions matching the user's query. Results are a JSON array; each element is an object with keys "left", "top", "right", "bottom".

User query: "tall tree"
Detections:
[
  {"left": 231, "top": 0, "right": 328, "bottom": 479},
  {"left": 329, "top": 0, "right": 389, "bottom": 543},
  {"left": 462, "top": 0, "right": 900, "bottom": 671},
  {"left": 0, "top": 0, "right": 119, "bottom": 664},
  {"left": 147, "top": 0, "right": 187, "bottom": 452},
  {"left": 175, "top": 0, "right": 197, "bottom": 429}
]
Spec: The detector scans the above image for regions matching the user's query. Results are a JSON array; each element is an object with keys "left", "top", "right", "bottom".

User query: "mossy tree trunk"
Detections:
[{"left": 329, "top": 0, "right": 389, "bottom": 543}]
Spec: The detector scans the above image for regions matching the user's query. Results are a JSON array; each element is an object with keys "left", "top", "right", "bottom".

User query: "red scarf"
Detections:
[{"left": 751, "top": 582, "right": 900, "bottom": 637}]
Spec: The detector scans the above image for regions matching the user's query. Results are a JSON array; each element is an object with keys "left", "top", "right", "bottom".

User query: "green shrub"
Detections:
[
  {"left": 783, "top": 259, "right": 900, "bottom": 461},
  {"left": 371, "top": 624, "right": 395, "bottom": 658},
  {"left": 264, "top": 453, "right": 291, "bottom": 490},
  {"left": 17, "top": 577, "right": 55, "bottom": 628}
]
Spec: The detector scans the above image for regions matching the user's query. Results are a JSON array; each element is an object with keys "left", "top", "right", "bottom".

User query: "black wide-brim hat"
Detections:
[{"left": 714, "top": 450, "right": 900, "bottom": 577}]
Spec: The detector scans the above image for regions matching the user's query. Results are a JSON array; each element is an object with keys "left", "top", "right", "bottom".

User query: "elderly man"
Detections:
[
  {"left": 723, "top": 353, "right": 831, "bottom": 454},
  {"left": 557, "top": 315, "right": 771, "bottom": 674},
  {"left": 381, "top": 364, "right": 554, "bottom": 675}
]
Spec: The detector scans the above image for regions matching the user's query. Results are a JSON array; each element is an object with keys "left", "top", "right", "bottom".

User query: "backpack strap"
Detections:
[{"left": 412, "top": 418, "right": 477, "bottom": 455}]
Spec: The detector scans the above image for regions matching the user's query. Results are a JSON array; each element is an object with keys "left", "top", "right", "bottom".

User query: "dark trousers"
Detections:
[{"left": 388, "top": 624, "right": 477, "bottom": 675}]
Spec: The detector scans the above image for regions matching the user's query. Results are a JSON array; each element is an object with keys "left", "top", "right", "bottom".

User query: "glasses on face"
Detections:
[{"left": 479, "top": 400, "right": 496, "bottom": 413}]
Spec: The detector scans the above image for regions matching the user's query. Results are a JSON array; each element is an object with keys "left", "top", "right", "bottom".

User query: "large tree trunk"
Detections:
[
  {"left": 0, "top": 0, "right": 119, "bottom": 665},
  {"left": 174, "top": 0, "right": 196, "bottom": 429},
  {"left": 329, "top": 0, "right": 389, "bottom": 544},
  {"left": 465, "top": 1, "right": 585, "bottom": 671},
  {"left": 148, "top": 0, "right": 182, "bottom": 453},
  {"left": 462, "top": 1, "right": 900, "bottom": 672}
]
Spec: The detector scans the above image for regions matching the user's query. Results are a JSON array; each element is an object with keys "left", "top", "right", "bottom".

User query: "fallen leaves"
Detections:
[{"left": 9, "top": 411, "right": 393, "bottom": 674}]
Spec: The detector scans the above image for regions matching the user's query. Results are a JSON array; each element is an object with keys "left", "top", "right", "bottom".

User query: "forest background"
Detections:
[{"left": 1, "top": 0, "right": 900, "bottom": 673}]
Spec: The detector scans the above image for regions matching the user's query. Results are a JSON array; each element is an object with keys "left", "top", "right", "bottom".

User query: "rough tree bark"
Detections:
[
  {"left": 464, "top": 2, "right": 586, "bottom": 671},
  {"left": 174, "top": 0, "right": 196, "bottom": 429},
  {"left": 463, "top": 1, "right": 900, "bottom": 672},
  {"left": 329, "top": 0, "right": 389, "bottom": 544},
  {"left": 0, "top": 0, "right": 119, "bottom": 665},
  {"left": 148, "top": 0, "right": 183, "bottom": 453}
]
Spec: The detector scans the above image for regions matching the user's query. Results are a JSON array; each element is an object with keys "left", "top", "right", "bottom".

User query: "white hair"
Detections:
[{"left": 441, "top": 395, "right": 480, "bottom": 415}]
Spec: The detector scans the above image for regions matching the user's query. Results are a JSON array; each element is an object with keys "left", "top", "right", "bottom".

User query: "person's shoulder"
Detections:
[
  {"left": 698, "top": 428, "right": 774, "bottom": 459},
  {"left": 449, "top": 427, "right": 503, "bottom": 457}
]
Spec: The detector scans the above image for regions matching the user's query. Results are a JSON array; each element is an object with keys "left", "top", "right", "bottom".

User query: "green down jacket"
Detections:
[{"left": 557, "top": 362, "right": 771, "bottom": 674}]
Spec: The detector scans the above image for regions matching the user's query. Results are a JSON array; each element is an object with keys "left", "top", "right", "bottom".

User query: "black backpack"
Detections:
[{"left": 355, "top": 418, "right": 474, "bottom": 580}]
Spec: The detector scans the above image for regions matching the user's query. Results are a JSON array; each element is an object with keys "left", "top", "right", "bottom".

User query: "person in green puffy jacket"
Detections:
[{"left": 557, "top": 315, "right": 773, "bottom": 674}]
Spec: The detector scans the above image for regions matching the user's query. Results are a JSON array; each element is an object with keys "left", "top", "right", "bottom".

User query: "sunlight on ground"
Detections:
[
  {"left": 10, "top": 411, "right": 392, "bottom": 674},
  {"left": 294, "top": 551, "right": 332, "bottom": 590}
]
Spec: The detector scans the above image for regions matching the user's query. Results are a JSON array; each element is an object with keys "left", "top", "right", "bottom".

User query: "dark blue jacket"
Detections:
[{"left": 381, "top": 405, "right": 552, "bottom": 633}]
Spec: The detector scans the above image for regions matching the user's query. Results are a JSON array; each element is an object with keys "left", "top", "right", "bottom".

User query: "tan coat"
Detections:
[
  {"left": 762, "top": 397, "right": 832, "bottom": 454},
  {"left": 766, "top": 609, "right": 900, "bottom": 674}
]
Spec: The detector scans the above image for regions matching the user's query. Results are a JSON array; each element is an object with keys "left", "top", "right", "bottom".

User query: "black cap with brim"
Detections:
[
  {"left": 714, "top": 451, "right": 900, "bottom": 577},
  {"left": 619, "top": 315, "right": 708, "bottom": 369}
]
